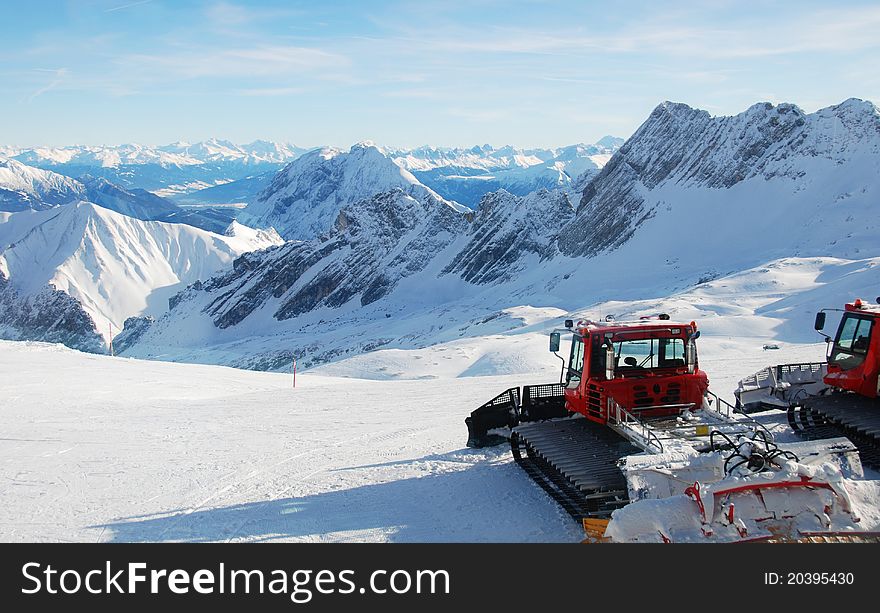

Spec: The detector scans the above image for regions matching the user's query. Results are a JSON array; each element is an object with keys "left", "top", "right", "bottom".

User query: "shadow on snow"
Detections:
[{"left": 92, "top": 449, "right": 578, "bottom": 543}]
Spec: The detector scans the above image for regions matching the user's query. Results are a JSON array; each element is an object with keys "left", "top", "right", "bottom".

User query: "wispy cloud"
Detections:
[
  {"left": 381, "top": 88, "right": 445, "bottom": 100},
  {"left": 120, "top": 45, "right": 350, "bottom": 80},
  {"left": 26, "top": 68, "right": 68, "bottom": 102},
  {"left": 203, "top": 1, "right": 308, "bottom": 33},
  {"left": 373, "top": 5, "right": 880, "bottom": 60},
  {"left": 105, "top": 0, "right": 155, "bottom": 13},
  {"left": 205, "top": 1, "right": 251, "bottom": 25}
]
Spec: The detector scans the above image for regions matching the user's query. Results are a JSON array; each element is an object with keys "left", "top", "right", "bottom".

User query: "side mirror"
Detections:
[
  {"left": 549, "top": 332, "right": 561, "bottom": 353},
  {"left": 814, "top": 312, "right": 826, "bottom": 331},
  {"left": 691, "top": 330, "right": 701, "bottom": 340},
  {"left": 564, "top": 319, "right": 573, "bottom": 329}
]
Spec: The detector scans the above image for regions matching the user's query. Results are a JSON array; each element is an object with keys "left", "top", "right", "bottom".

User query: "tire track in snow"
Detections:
[{"left": 150, "top": 426, "right": 427, "bottom": 542}]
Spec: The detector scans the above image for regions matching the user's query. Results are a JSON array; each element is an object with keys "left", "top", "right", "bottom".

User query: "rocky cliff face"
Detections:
[
  {"left": 0, "top": 273, "right": 104, "bottom": 352},
  {"left": 443, "top": 189, "right": 574, "bottom": 284},
  {"left": 558, "top": 98, "right": 880, "bottom": 258}
]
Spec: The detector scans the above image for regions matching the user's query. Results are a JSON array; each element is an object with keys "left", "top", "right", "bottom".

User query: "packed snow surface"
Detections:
[{"left": 0, "top": 335, "right": 863, "bottom": 543}]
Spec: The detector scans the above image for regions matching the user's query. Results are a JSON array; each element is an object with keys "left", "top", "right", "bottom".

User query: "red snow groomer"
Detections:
[
  {"left": 466, "top": 315, "right": 719, "bottom": 518},
  {"left": 466, "top": 314, "right": 864, "bottom": 539},
  {"left": 738, "top": 298, "right": 880, "bottom": 467}
]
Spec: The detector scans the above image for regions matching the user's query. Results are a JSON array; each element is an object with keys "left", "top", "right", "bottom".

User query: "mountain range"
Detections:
[
  {"left": 1, "top": 139, "right": 306, "bottom": 169},
  {"left": 2, "top": 138, "right": 622, "bottom": 210},
  {"left": 118, "top": 98, "right": 880, "bottom": 370},
  {"left": 2, "top": 99, "right": 877, "bottom": 371},
  {"left": 0, "top": 139, "right": 307, "bottom": 199},
  {"left": 393, "top": 140, "right": 621, "bottom": 206}
]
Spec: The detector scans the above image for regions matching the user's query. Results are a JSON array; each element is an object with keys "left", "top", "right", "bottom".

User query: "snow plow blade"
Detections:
[
  {"left": 466, "top": 383, "right": 567, "bottom": 448},
  {"left": 466, "top": 387, "right": 520, "bottom": 448}
]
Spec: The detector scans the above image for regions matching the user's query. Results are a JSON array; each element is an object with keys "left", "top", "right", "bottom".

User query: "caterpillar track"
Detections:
[
  {"left": 788, "top": 394, "right": 880, "bottom": 468},
  {"left": 510, "top": 417, "right": 639, "bottom": 521}
]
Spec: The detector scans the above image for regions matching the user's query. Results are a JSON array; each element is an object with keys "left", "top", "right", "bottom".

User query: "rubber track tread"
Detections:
[
  {"left": 789, "top": 394, "right": 880, "bottom": 468},
  {"left": 510, "top": 418, "right": 639, "bottom": 521}
]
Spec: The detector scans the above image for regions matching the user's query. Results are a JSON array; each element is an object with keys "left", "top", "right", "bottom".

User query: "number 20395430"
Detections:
[{"left": 765, "top": 572, "right": 854, "bottom": 585}]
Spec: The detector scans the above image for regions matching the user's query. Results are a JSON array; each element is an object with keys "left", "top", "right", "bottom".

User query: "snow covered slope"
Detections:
[
  {"left": 0, "top": 339, "right": 582, "bottom": 543},
  {"left": 0, "top": 158, "right": 184, "bottom": 221},
  {"left": 0, "top": 203, "right": 282, "bottom": 349},
  {"left": 442, "top": 189, "right": 574, "bottom": 284},
  {"left": 0, "top": 158, "right": 85, "bottom": 211},
  {"left": 240, "top": 143, "right": 469, "bottom": 240},
  {"left": 559, "top": 98, "right": 880, "bottom": 260}
]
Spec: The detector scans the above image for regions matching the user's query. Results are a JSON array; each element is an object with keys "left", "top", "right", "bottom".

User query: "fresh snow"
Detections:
[
  {"left": 0, "top": 339, "right": 582, "bottom": 543},
  {"left": 0, "top": 334, "right": 857, "bottom": 543}
]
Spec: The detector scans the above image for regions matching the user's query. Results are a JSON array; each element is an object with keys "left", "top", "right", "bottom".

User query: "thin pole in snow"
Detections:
[
  {"left": 293, "top": 357, "right": 297, "bottom": 388},
  {"left": 109, "top": 322, "right": 114, "bottom": 357}
]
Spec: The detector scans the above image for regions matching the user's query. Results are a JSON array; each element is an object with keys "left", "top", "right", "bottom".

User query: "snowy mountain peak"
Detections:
[
  {"left": 0, "top": 158, "right": 85, "bottom": 211},
  {"left": 240, "top": 143, "right": 466, "bottom": 240},
  {"left": 0, "top": 158, "right": 183, "bottom": 221},
  {"left": 833, "top": 97, "right": 879, "bottom": 116},
  {"left": 351, "top": 140, "right": 379, "bottom": 151},
  {"left": 596, "top": 135, "right": 625, "bottom": 149},
  {"left": 652, "top": 100, "right": 710, "bottom": 122}
]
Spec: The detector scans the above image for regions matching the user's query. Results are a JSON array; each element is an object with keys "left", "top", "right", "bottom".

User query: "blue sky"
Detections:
[{"left": 2, "top": 0, "right": 879, "bottom": 148}]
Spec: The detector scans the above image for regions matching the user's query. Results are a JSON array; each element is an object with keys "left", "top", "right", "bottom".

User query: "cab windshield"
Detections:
[
  {"left": 566, "top": 335, "right": 585, "bottom": 386},
  {"left": 613, "top": 337, "right": 685, "bottom": 371},
  {"left": 831, "top": 314, "right": 873, "bottom": 371}
]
